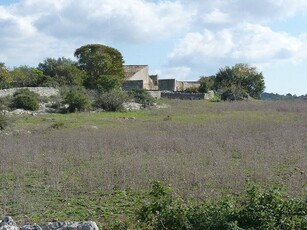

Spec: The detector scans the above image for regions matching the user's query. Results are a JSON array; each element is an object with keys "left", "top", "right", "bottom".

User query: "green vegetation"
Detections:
[
  {"left": 11, "top": 88, "right": 40, "bottom": 111},
  {"left": 63, "top": 87, "right": 92, "bottom": 113},
  {"left": 199, "top": 63, "right": 265, "bottom": 100},
  {"left": 94, "top": 89, "right": 129, "bottom": 112},
  {"left": 74, "top": 44, "right": 125, "bottom": 90},
  {"left": 137, "top": 181, "right": 306, "bottom": 230},
  {"left": 0, "top": 100, "right": 306, "bottom": 229},
  {"left": 128, "top": 88, "right": 156, "bottom": 107},
  {"left": 0, "top": 112, "right": 9, "bottom": 130}
]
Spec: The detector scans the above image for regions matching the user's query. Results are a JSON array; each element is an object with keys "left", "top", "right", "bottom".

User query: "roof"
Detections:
[{"left": 124, "top": 65, "right": 148, "bottom": 79}]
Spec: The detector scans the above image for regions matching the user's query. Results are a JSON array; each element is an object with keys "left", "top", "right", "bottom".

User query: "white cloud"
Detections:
[
  {"left": 156, "top": 66, "right": 192, "bottom": 80},
  {"left": 0, "top": 0, "right": 193, "bottom": 66},
  {"left": 13, "top": 0, "right": 193, "bottom": 42},
  {"left": 181, "top": 0, "right": 307, "bottom": 23},
  {"left": 169, "top": 23, "right": 306, "bottom": 74}
]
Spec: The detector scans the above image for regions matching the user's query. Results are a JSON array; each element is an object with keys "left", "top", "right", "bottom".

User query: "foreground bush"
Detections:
[
  {"left": 0, "top": 112, "right": 10, "bottom": 130},
  {"left": 137, "top": 181, "right": 307, "bottom": 230},
  {"left": 94, "top": 89, "right": 129, "bottom": 111},
  {"left": 128, "top": 88, "right": 156, "bottom": 108},
  {"left": 11, "top": 88, "right": 40, "bottom": 111},
  {"left": 64, "top": 87, "right": 91, "bottom": 113}
]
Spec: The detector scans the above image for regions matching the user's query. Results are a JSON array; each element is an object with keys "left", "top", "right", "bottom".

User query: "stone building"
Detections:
[{"left": 122, "top": 65, "right": 158, "bottom": 90}]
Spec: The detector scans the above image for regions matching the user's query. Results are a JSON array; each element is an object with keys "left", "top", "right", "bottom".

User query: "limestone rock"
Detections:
[
  {"left": 41, "top": 221, "right": 98, "bottom": 230},
  {"left": 20, "top": 225, "right": 42, "bottom": 230},
  {"left": 0, "top": 216, "right": 18, "bottom": 230}
]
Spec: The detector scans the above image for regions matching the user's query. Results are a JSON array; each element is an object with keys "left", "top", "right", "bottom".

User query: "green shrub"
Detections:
[
  {"left": 11, "top": 88, "right": 40, "bottom": 111},
  {"left": 128, "top": 88, "right": 155, "bottom": 107},
  {"left": 184, "top": 86, "right": 199, "bottom": 93},
  {"left": 137, "top": 181, "right": 191, "bottom": 230},
  {"left": 0, "top": 96, "right": 13, "bottom": 110},
  {"left": 0, "top": 112, "right": 10, "bottom": 130},
  {"left": 94, "top": 90, "right": 129, "bottom": 112},
  {"left": 233, "top": 183, "right": 307, "bottom": 229},
  {"left": 221, "top": 86, "right": 248, "bottom": 101},
  {"left": 137, "top": 181, "right": 307, "bottom": 230},
  {"left": 64, "top": 87, "right": 91, "bottom": 113}
]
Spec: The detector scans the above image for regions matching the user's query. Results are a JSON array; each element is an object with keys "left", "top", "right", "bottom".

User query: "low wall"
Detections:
[
  {"left": 0, "top": 87, "right": 59, "bottom": 98},
  {"left": 161, "top": 92, "right": 206, "bottom": 100},
  {"left": 147, "top": 91, "right": 161, "bottom": 99}
]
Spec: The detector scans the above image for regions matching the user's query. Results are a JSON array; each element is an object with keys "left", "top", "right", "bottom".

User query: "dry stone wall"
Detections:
[
  {"left": 0, "top": 217, "right": 98, "bottom": 230},
  {"left": 0, "top": 87, "right": 59, "bottom": 98}
]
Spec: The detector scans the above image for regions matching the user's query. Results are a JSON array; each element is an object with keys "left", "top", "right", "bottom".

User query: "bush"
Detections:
[
  {"left": 11, "top": 88, "right": 40, "bottom": 111},
  {"left": 94, "top": 90, "right": 129, "bottom": 112},
  {"left": 0, "top": 96, "right": 12, "bottom": 110},
  {"left": 184, "top": 86, "right": 199, "bottom": 93},
  {"left": 137, "top": 181, "right": 307, "bottom": 230},
  {"left": 0, "top": 112, "right": 10, "bottom": 130},
  {"left": 137, "top": 181, "right": 191, "bottom": 230},
  {"left": 128, "top": 89, "right": 155, "bottom": 107},
  {"left": 221, "top": 86, "right": 248, "bottom": 101},
  {"left": 64, "top": 87, "right": 91, "bottom": 113}
]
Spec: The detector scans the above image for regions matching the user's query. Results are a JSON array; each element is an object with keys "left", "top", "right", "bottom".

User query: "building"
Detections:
[{"left": 122, "top": 65, "right": 157, "bottom": 90}]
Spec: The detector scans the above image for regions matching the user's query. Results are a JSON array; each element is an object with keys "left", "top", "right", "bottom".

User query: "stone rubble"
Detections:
[{"left": 0, "top": 217, "right": 98, "bottom": 230}]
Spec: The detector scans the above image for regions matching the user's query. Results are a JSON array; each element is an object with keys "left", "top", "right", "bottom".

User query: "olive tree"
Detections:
[
  {"left": 74, "top": 44, "right": 125, "bottom": 90},
  {"left": 215, "top": 63, "right": 265, "bottom": 100}
]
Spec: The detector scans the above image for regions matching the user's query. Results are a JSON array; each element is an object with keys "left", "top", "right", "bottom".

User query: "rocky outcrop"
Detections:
[{"left": 0, "top": 217, "right": 98, "bottom": 230}]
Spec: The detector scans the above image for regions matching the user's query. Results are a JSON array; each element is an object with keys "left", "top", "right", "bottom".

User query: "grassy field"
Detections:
[{"left": 0, "top": 99, "right": 306, "bottom": 228}]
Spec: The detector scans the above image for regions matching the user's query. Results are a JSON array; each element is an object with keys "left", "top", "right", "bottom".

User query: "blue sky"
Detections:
[{"left": 0, "top": 0, "right": 307, "bottom": 95}]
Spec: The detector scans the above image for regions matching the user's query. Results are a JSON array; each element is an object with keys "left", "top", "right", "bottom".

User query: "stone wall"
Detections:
[
  {"left": 122, "top": 80, "right": 143, "bottom": 90},
  {"left": 158, "top": 79, "right": 176, "bottom": 91},
  {"left": 0, "top": 216, "right": 99, "bottom": 230},
  {"left": 0, "top": 87, "right": 59, "bottom": 98},
  {"left": 161, "top": 91, "right": 211, "bottom": 100}
]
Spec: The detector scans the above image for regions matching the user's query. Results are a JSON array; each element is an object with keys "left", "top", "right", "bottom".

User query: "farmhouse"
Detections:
[{"left": 123, "top": 65, "right": 200, "bottom": 92}]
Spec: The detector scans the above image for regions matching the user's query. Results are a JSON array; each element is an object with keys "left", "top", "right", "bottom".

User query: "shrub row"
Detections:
[
  {"left": 137, "top": 181, "right": 306, "bottom": 230},
  {"left": 0, "top": 87, "right": 156, "bottom": 114}
]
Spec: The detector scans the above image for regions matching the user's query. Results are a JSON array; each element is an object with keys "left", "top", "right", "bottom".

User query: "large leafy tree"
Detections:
[
  {"left": 214, "top": 63, "right": 265, "bottom": 100},
  {"left": 74, "top": 44, "right": 125, "bottom": 90}
]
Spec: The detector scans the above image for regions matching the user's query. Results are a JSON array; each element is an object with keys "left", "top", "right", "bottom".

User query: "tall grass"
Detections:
[{"left": 0, "top": 99, "right": 306, "bottom": 225}]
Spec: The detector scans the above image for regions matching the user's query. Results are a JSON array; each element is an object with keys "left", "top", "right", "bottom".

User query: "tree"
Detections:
[
  {"left": 199, "top": 75, "right": 215, "bottom": 93},
  {"left": 0, "top": 63, "right": 12, "bottom": 89},
  {"left": 215, "top": 63, "right": 265, "bottom": 100},
  {"left": 38, "top": 57, "right": 85, "bottom": 87},
  {"left": 38, "top": 57, "right": 76, "bottom": 77},
  {"left": 10, "top": 66, "right": 44, "bottom": 87},
  {"left": 74, "top": 44, "right": 125, "bottom": 90}
]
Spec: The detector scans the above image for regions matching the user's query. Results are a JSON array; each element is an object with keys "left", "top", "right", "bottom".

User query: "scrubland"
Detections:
[{"left": 0, "top": 99, "right": 306, "bottom": 229}]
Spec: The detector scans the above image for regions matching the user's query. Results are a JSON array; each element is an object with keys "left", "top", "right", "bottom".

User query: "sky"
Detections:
[{"left": 0, "top": 0, "right": 307, "bottom": 95}]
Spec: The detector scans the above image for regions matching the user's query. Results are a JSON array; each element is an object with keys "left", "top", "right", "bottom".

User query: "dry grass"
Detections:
[{"left": 0, "top": 99, "right": 306, "bottom": 220}]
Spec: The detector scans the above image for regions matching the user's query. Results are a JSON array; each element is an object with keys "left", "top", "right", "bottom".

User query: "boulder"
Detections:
[{"left": 0, "top": 216, "right": 18, "bottom": 230}]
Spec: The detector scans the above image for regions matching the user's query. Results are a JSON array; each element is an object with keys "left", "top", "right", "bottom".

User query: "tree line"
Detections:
[
  {"left": 0, "top": 44, "right": 125, "bottom": 92},
  {"left": 1, "top": 43, "right": 266, "bottom": 100}
]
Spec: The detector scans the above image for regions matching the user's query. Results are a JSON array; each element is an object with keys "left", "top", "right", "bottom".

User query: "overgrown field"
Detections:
[{"left": 0, "top": 99, "right": 306, "bottom": 229}]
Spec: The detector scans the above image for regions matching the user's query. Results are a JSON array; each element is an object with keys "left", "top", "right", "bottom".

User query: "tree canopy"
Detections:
[
  {"left": 74, "top": 44, "right": 125, "bottom": 90},
  {"left": 199, "top": 63, "right": 265, "bottom": 100}
]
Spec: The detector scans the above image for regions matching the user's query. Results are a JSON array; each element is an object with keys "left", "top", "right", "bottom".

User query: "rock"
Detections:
[
  {"left": 20, "top": 225, "right": 42, "bottom": 230},
  {"left": 122, "top": 102, "right": 142, "bottom": 111},
  {"left": 0, "top": 216, "right": 18, "bottom": 230},
  {"left": 41, "top": 221, "right": 98, "bottom": 230}
]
